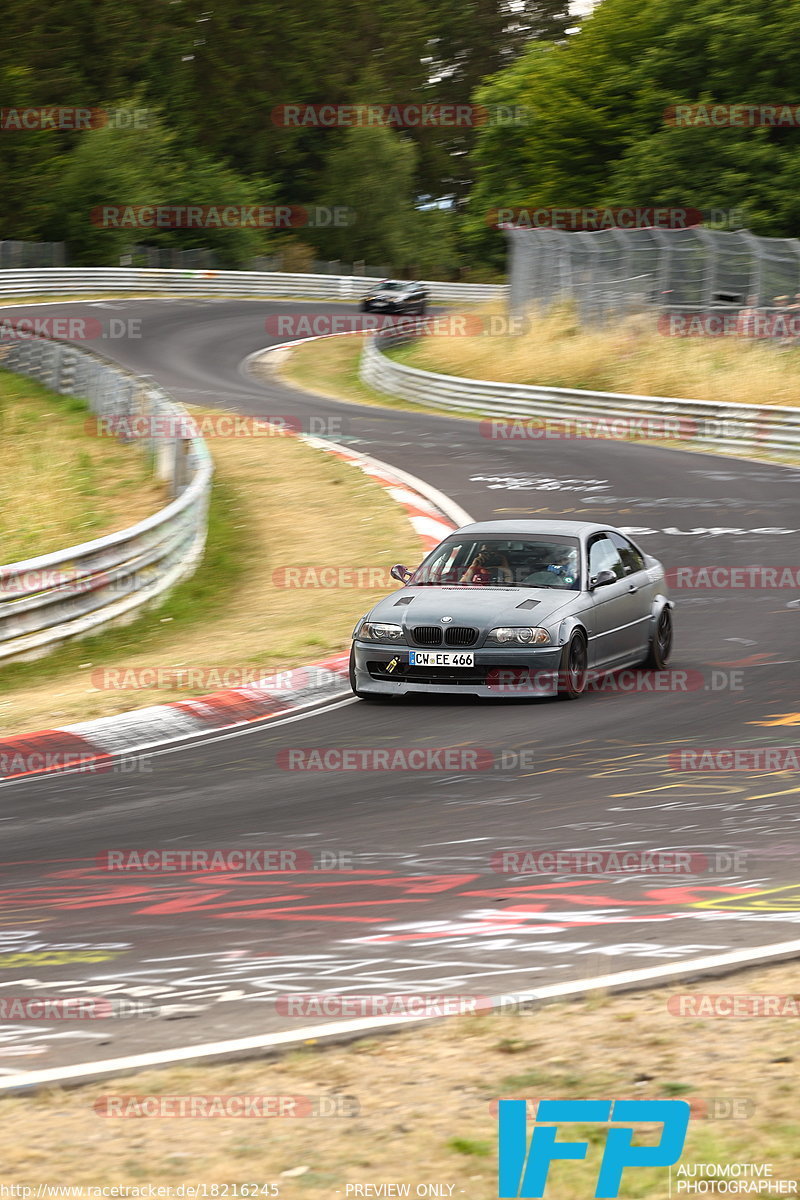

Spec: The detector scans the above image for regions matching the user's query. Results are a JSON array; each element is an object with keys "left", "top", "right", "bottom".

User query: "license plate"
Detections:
[{"left": 409, "top": 650, "right": 474, "bottom": 667}]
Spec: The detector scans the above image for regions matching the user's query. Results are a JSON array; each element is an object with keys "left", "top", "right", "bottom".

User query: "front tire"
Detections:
[
  {"left": 641, "top": 607, "right": 673, "bottom": 669},
  {"left": 557, "top": 633, "right": 588, "bottom": 700}
]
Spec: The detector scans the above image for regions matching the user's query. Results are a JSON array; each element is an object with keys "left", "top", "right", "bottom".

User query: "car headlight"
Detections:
[
  {"left": 359, "top": 621, "right": 405, "bottom": 642},
  {"left": 486, "top": 626, "right": 551, "bottom": 645}
]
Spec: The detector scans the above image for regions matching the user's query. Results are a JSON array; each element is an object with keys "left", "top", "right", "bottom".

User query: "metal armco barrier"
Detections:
[
  {"left": 0, "top": 337, "right": 212, "bottom": 663},
  {"left": 0, "top": 267, "right": 506, "bottom": 304},
  {"left": 360, "top": 333, "right": 800, "bottom": 460}
]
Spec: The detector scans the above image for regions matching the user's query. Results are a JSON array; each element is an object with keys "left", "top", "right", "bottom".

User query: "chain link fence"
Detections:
[
  {"left": 0, "top": 239, "right": 488, "bottom": 281},
  {"left": 507, "top": 227, "right": 800, "bottom": 324},
  {"left": 0, "top": 241, "right": 65, "bottom": 268},
  {"left": 128, "top": 246, "right": 403, "bottom": 277}
]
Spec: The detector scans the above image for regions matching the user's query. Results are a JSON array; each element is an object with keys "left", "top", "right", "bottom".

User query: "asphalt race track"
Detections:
[{"left": 0, "top": 298, "right": 798, "bottom": 1074}]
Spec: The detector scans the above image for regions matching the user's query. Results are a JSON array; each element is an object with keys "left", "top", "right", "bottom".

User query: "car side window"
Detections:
[
  {"left": 610, "top": 532, "right": 646, "bottom": 575},
  {"left": 588, "top": 535, "right": 625, "bottom": 581}
]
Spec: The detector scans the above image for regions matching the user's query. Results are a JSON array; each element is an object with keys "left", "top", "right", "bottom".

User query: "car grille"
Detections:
[
  {"left": 368, "top": 662, "right": 488, "bottom": 685},
  {"left": 411, "top": 626, "right": 443, "bottom": 646},
  {"left": 444, "top": 626, "right": 478, "bottom": 647}
]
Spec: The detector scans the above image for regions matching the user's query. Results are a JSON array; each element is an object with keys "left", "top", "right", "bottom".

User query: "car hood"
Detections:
[
  {"left": 368, "top": 289, "right": 407, "bottom": 301},
  {"left": 366, "top": 586, "right": 580, "bottom": 631}
]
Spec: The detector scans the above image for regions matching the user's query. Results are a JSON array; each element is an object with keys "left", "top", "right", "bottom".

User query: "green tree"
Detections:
[
  {"left": 54, "top": 106, "right": 274, "bottom": 265},
  {"left": 314, "top": 123, "right": 420, "bottom": 266},
  {"left": 468, "top": 0, "right": 800, "bottom": 243}
]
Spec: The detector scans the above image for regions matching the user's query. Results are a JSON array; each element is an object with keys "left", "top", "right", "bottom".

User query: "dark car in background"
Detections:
[{"left": 360, "top": 279, "right": 428, "bottom": 315}]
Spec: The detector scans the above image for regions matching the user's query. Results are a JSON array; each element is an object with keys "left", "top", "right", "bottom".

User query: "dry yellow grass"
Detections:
[
  {"left": 397, "top": 302, "right": 800, "bottom": 407},
  {"left": 0, "top": 371, "right": 168, "bottom": 562},
  {"left": 0, "top": 960, "right": 797, "bottom": 1195},
  {"left": 267, "top": 333, "right": 423, "bottom": 413},
  {"left": 0, "top": 410, "right": 420, "bottom": 735}
]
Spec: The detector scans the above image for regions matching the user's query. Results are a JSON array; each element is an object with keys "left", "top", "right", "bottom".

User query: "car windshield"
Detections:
[
  {"left": 377, "top": 281, "right": 404, "bottom": 290},
  {"left": 409, "top": 536, "right": 582, "bottom": 589}
]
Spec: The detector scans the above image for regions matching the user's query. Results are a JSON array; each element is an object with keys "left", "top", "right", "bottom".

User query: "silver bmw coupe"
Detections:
[{"left": 349, "top": 520, "right": 673, "bottom": 700}]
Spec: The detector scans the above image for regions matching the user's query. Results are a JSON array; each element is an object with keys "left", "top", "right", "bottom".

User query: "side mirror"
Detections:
[
  {"left": 390, "top": 564, "right": 413, "bottom": 583},
  {"left": 590, "top": 568, "right": 617, "bottom": 590}
]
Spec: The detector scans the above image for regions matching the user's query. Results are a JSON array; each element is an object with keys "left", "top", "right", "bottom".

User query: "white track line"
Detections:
[{"left": 3, "top": 938, "right": 800, "bottom": 1092}]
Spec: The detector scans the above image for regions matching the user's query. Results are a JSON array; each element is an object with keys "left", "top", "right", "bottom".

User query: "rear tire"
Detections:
[
  {"left": 557, "top": 633, "right": 588, "bottom": 700},
  {"left": 641, "top": 607, "right": 673, "bottom": 669}
]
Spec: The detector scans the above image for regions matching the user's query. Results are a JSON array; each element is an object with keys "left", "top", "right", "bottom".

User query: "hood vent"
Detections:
[
  {"left": 394, "top": 596, "right": 414, "bottom": 606},
  {"left": 516, "top": 598, "right": 541, "bottom": 610}
]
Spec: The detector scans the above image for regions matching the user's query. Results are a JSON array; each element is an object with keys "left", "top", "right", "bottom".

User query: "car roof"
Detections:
[{"left": 449, "top": 519, "right": 615, "bottom": 539}]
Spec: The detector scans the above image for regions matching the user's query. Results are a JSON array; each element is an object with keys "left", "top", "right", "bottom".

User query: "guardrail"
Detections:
[
  {"left": 0, "top": 337, "right": 212, "bottom": 663},
  {"left": 360, "top": 332, "right": 800, "bottom": 459},
  {"left": 0, "top": 267, "right": 506, "bottom": 304}
]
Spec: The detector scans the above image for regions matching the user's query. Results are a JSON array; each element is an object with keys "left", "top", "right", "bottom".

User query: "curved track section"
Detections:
[{"left": 0, "top": 298, "right": 798, "bottom": 1075}]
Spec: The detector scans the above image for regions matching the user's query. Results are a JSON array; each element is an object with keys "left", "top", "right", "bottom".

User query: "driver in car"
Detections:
[{"left": 460, "top": 544, "right": 512, "bottom": 585}]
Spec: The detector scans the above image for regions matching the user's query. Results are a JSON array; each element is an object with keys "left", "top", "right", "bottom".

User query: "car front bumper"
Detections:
[
  {"left": 362, "top": 300, "right": 417, "bottom": 313},
  {"left": 351, "top": 639, "right": 565, "bottom": 698}
]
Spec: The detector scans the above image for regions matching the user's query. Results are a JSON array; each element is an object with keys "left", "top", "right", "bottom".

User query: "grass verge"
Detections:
[
  {"left": 0, "top": 959, "right": 797, "bottom": 1195},
  {"left": 266, "top": 334, "right": 440, "bottom": 418},
  {"left": 276, "top": 326, "right": 799, "bottom": 469},
  {"left": 0, "top": 370, "right": 168, "bottom": 563},
  {"left": 391, "top": 302, "right": 800, "bottom": 407},
  {"left": 0, "top": 408, "right": 420, "bottom": 736}
]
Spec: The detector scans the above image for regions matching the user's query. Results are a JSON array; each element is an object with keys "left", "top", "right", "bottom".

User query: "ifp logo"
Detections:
[{"left": 498, "top": 1099, "right": 690, "bottom": 1197}]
